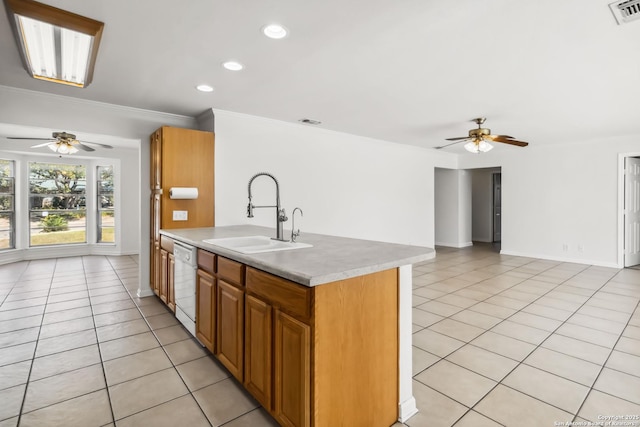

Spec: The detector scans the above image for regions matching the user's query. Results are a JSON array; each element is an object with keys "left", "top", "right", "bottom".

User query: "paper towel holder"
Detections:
[{"left": 169, "top": 187, "right": 199, "bottom": 200}]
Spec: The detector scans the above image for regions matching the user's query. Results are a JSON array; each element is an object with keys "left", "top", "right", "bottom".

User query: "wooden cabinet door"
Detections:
[
  {"left": 196, "top": 269, "right": 215, "bottom": 352},
  {"left": 160, "top": 248, "right": 169, "bottom": 304},
  {"left": 274, "top": 310, "right": 311, "bottom": 427},
  {"left": 167, "top": 253, "right": 175, "bottom": 312},
  {"left": 216, "top": 280, "right": 244, "bottom": 381},
  {"left": 152, "top": 243, "right": 161, "bottom": 296},
  {"left": 244, "top": 295, "right": 272, "bottom": 410}
]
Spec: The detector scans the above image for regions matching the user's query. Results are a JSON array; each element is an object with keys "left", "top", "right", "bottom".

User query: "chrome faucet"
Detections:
[
  {"left": 291, "top": 207, "right": 303, "bottom": 242},
  {"left": 247, "top": 172, "right": 288, "bottom": 241}
]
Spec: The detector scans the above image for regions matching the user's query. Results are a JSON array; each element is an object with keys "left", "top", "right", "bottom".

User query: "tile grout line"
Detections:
[
  {"left": 569, "top": 297, "right": 640, "bottom": 425},
  {"left": 109, "top": 255, "right": 216, "bottom": 427},
  {"left": 15, "top": 258, "right": 58, "bottom": 427},
  {"left": 413, "top": 252, "right": 640, "bottom": 425}
]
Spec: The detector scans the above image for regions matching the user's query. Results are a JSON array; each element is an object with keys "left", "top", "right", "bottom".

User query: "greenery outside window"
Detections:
[
  {"left": 97, "top": 165, "right": 115, "bottom": 243},
  {"left": 29, "top": 162, "right": 86, "bottom": 246},
  {"left": 0, "top": 160, "right": 15, "bottom": 250}
]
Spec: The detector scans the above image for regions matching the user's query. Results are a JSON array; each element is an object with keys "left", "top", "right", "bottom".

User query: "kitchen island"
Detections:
[{"left": 159, "top": 225, "right": 434, "bottom": 426}]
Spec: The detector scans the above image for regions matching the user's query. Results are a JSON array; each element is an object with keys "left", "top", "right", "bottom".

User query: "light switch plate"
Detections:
[{"left": 173, "top": 210, "right": 188, "bottom": 221}]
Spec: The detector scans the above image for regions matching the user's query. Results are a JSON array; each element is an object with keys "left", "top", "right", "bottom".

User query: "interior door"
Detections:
[
  {"left": 625, "top": 157, "right": 640, "bottom": 267},
  {"left": 493, "top": 173, "right": 502, "bottom": 243}
]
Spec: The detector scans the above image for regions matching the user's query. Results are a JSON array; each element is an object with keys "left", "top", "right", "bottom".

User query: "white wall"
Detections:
[
  {"left": 434, "top": 168, "right": 472, "bottom": 247},
  {"left": 459, "top": 137, "right": 640, "bottom": 267},
  {"left": 214, "top": 110, "right": 456, "bottom": 248}
]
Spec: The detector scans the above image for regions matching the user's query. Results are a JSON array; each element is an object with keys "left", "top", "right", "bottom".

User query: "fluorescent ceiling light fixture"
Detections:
[
  {"left": 222, "top": 61, "right": 244, "bottom": 71},
  {"left": 262, "top": 24, "right": 288, "bottom": 39},
  {"left": 4, "top": 0, "right": 104, "bottom": 88},
  {"left": 464, "top": 139, "right": 493, "bottom": 153},
  {"left": 196, "top": 84, "right": 214, "bottom": 92}
]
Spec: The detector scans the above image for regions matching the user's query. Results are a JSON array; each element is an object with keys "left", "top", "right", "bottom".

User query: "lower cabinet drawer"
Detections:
[{"left": 246, "top": 267, "right": 311, "bottom": 320}]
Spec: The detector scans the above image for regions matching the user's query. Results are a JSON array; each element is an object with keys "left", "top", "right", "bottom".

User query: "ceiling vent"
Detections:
[
  {"left": 610, "top": 0, "right": 640, "bottom": 24},
  {"left": 298, "top": 118, "right": 322, "bottom": 125}
]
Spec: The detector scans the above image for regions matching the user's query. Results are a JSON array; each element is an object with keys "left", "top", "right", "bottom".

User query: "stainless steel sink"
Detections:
[{"left": 202, "top": 235, "right": 312, "bottom": 254}]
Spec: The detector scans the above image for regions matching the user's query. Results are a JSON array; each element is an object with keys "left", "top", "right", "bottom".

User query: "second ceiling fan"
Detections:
[
  {"left": 8, "top": 131, "right": 113, "bottom": 154},
  {"left": 437, "top": 118, "right": 529, "bottom": 153}
]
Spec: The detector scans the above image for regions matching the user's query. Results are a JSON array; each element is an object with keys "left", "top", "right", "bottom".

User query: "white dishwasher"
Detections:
[{"left": 173, "top": 241, "right": 198, "bottom": 337}]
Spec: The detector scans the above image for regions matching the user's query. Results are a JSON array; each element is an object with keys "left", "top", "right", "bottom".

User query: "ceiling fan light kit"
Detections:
[
  {"left": 48, "top": 141, "right": 78, "bottom": 154},
  {"left": 439, "top": 117, "right": 530, "bottom": 153}
]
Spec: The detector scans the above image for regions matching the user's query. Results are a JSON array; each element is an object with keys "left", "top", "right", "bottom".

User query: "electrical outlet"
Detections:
[
  {"left": 562, "top": 243, "right": 568, "bottom": 252},
  {"left": 173, "top": 210, "right": 188, "bottom": 221},
  {"left": 578, "top": 245, "right": 584, "bottom": 253}
]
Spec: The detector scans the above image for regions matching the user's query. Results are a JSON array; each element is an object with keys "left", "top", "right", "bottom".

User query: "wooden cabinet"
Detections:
[
  {"left": 196, "top": 268, "right": 215, "bottom": 352},
  {"left": 245, "top": 267, "right": 312, "bottom": 427},
  {"left": 274, "top": 310, "right": 311, "bottom": 427},
  {"left": 216, "top": 257, "right": 245, "bottom": 381},
  {"left": 160, "top": 236, "right": 175, "bottom": 312},
  {"left": 217, "top": 280, "right": 244, "bottom": 380},
  {"left": 149, "top": 126, "right": 214, "bottom": 295},
  {"left": 244, "top": 295, "right": 272, "bottom": 409},
  {"left": 178, "top": 246, "right": 399, "bottom": 427},
  {"left": 196, "top": 249, "right": 216, "bottom": 352}
]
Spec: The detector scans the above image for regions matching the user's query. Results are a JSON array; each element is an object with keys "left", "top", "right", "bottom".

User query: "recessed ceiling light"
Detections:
[
  {"left": 262, "top": 24, "right": 288, "bottom": 39},
  {"left": 196, "top": 84, "right": 214, "bottom": 92},
  {"left": 222, "top": 61, "right": 244, "bottom": 71}
]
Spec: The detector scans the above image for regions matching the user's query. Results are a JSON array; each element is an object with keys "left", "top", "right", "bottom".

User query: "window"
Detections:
[
  {"left": 0, "top": 160, "right": 15, "bottom": 250},
  {"left": 29, "top": 162, "right": 86, "bottom": 246},
  {"left": 97, "top": 165, "right": 115, "bottom": 243}
]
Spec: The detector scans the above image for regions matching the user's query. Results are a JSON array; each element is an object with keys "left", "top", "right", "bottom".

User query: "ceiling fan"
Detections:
[
  {"left": 436, "top": 118, "right": 529, "bottom": 153},
  {"left": 8, "top": 131, "right": 113, "bottom": 154}
]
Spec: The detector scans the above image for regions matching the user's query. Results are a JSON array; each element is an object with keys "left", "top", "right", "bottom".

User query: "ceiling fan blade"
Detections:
[
  {"left": 491, "top": 136, "right": 529, "bottom": 147},
  {"left": 445, "top": 136, "right": 471, "bottom": 141},
  {"left": 30, "top": 142, "right": 54, "bottom": 148},
  {"left": 435, "top": 140, "right": 467, "bottom": 149},
  {"left": 487, "top": 134, "right": 514, "bottom": 139},
  {"left": 8, "top": 137, "right": 53, "bottom": 141},
  {"left": 74, "top": 142, "right": 96, "bottom": 152},
  {"left": 80, "top": 141, "right": 113, "bottom": 149}
]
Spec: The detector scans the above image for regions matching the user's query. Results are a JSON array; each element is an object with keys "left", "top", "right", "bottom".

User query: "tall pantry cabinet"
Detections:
[{"left": 150, "top": 126, "right": 215, "bottom": 298}]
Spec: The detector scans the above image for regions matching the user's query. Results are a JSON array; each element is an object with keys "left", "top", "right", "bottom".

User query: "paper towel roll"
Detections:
[{"left": 169, "top": 187, "right": 198, "bottom": 199}]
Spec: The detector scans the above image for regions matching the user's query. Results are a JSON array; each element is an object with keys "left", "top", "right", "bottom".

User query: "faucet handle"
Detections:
[{"left": 279, "top": 208, "right": 288, "bottom": 222}]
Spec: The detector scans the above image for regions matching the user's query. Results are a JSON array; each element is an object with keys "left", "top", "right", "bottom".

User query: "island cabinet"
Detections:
[
  {"left": 190, "top": 247, "right": 399, "bottom": 427},
  {"left": 245, "top": 266, "right": 399, "bottom": 427},
  {"left": 159, "top": 235, "right": 175, "bottom": 312},
  {"left": 196, "top": 249, "right": 216, "bottom": 352},
  {"left": 216, "top": 257, "right": 246, "bottom": 381}
]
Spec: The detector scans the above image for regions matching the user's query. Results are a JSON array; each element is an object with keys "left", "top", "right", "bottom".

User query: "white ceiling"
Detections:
[{"left": 1, "top": 0, "right": 639, "bottom": 153}]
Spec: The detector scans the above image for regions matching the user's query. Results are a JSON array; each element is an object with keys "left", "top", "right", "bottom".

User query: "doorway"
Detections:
[
  {"left": 623, "top": 156, "right": 640, "bottom": 268},
  {"left": 493, "top": 172, "right": 502, "bottom": 243}
]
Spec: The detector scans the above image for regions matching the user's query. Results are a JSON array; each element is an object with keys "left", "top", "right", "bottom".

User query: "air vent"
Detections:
[
  {"left": 610, "top": 0, "right": 640, "bottom": 24},
  {"left": 298, "top": 118, "right": 322, "bottom": 125}
]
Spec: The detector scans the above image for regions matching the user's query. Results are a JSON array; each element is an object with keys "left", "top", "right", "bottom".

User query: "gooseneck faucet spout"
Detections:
[
  {"left": 247, "top": 172, "right": 288, "bottom": 241},
  {"left": 291, "top": 207, "right": 303, "bottom": 242}
]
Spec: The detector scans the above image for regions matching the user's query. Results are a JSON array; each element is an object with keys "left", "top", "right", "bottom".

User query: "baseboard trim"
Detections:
[
  {"left": 398, "top": 397, "right": 418, "bottom": 423},
  {"left": 435, "top": 241, "right": 474, "bottom": 248},
  {"left": 499, "top": 249, "right": 619, "bottom": 268}
]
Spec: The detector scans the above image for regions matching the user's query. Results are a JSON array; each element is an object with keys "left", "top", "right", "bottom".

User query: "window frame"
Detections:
[
  {"left": 0, "top": 159, "right": 16, "bottom": 251},
  {"left": 28, "top": 161, "right": 88, "bottom": 247}
]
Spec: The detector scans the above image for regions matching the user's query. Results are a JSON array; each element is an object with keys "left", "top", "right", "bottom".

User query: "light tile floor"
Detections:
[{"left": 0, "top": 246, "right": 638, "bottom": 426}]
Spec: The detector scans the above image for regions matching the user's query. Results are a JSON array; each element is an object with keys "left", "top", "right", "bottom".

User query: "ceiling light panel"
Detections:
[{"left": 5, "top": 0, "right": 104, "bottom": 88}]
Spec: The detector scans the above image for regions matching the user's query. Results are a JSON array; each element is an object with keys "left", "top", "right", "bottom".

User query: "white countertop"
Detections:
[{"left": 160, "top": 225, "right": 435, "bottom": 286}]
